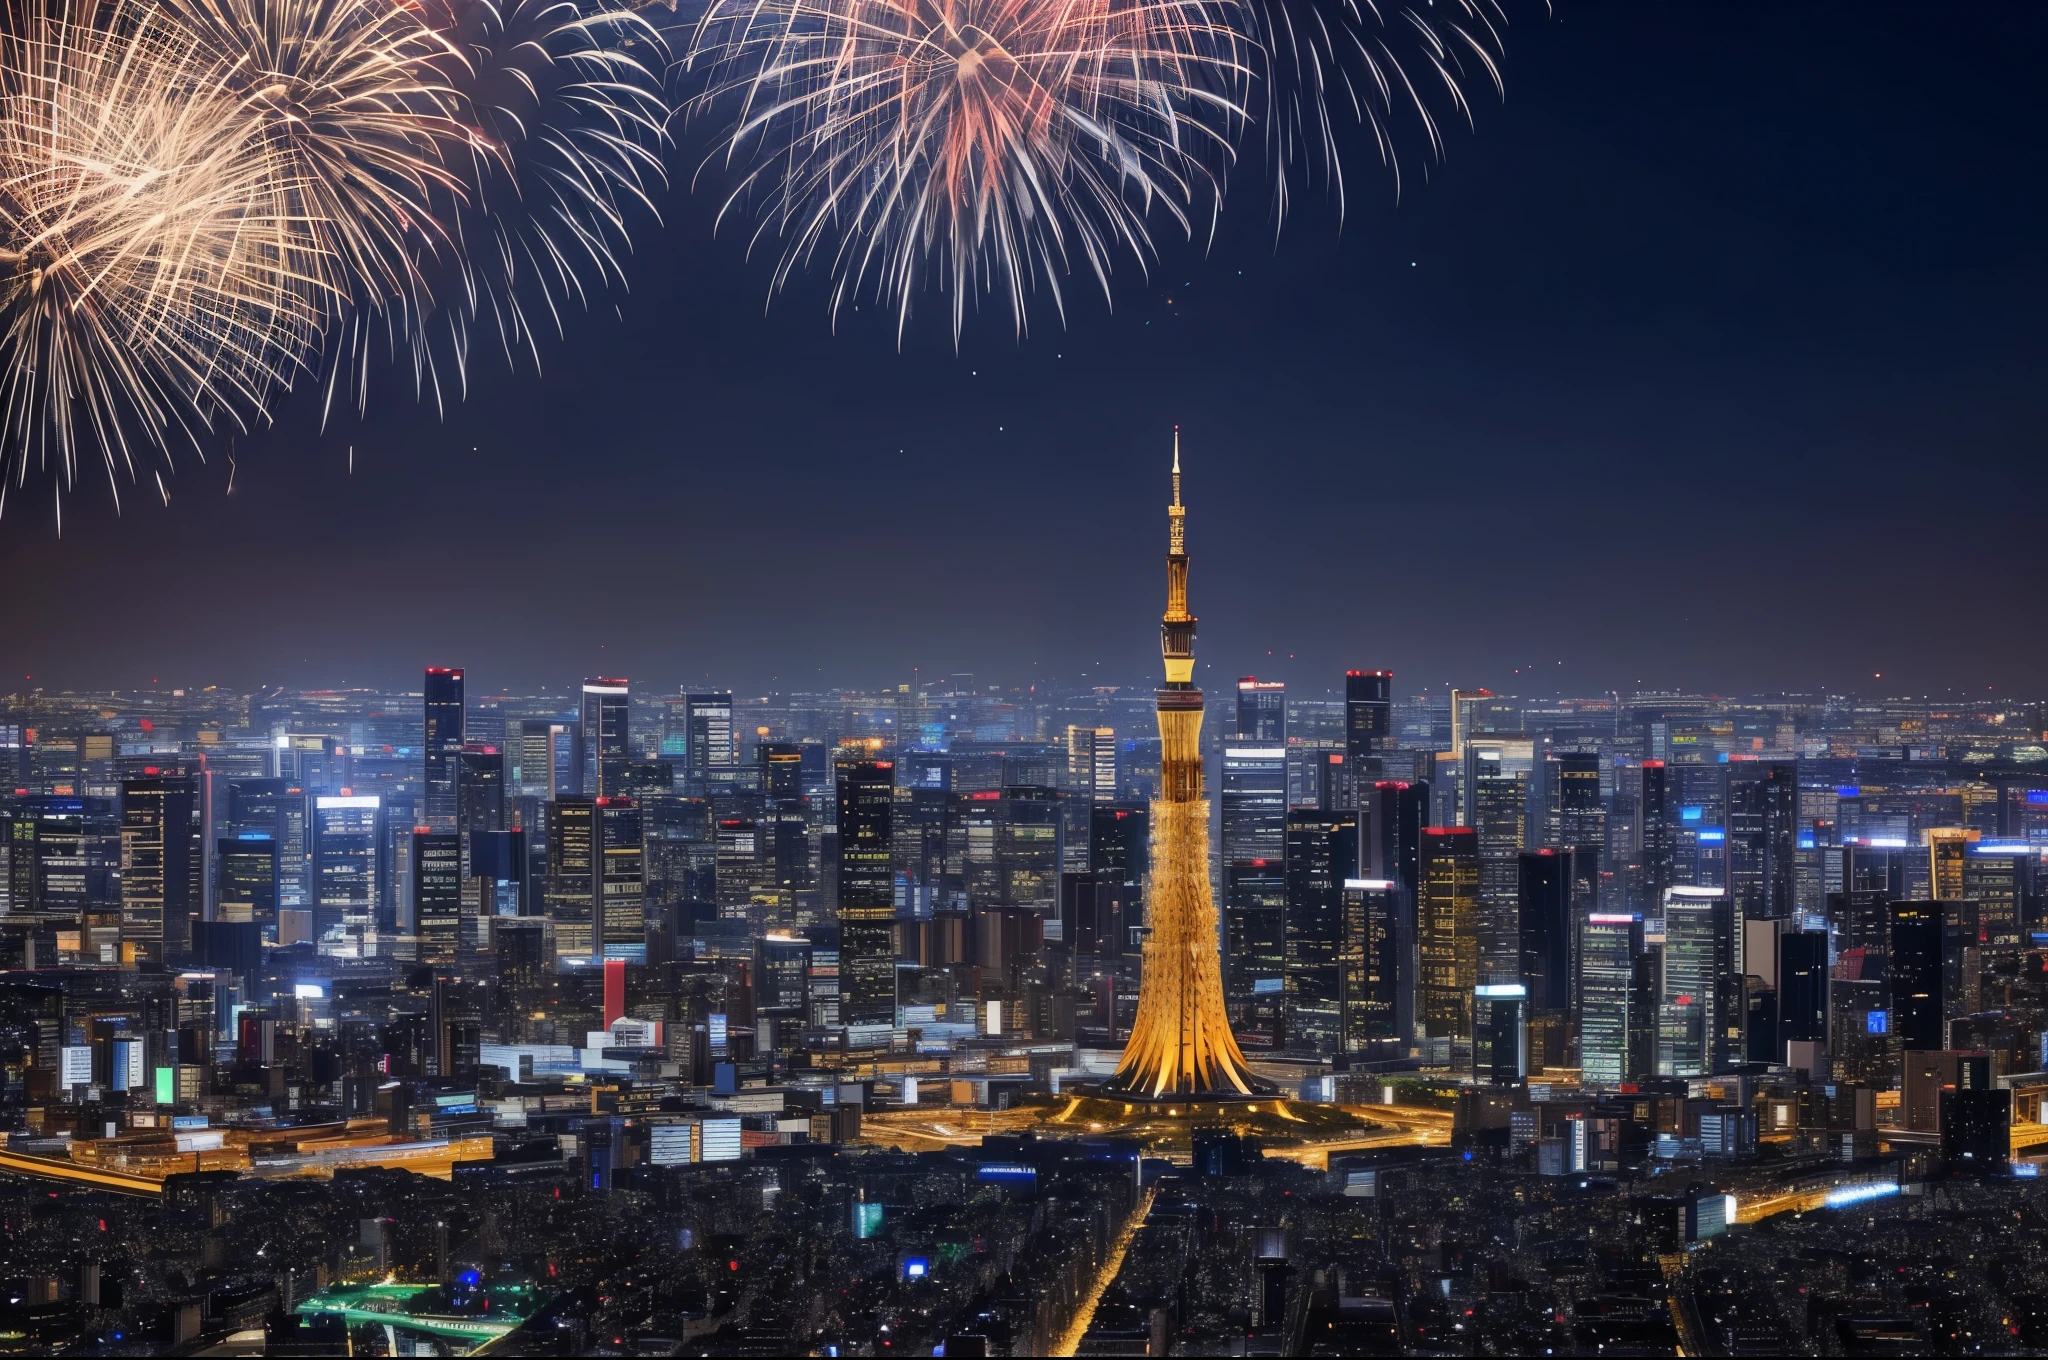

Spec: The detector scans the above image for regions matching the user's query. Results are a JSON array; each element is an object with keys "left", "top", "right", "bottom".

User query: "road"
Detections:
[{"left": 0, "top": 1147, "right": 163, "bottom": 1196}]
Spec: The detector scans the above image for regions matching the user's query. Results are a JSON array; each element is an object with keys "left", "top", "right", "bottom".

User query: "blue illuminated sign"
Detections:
[
  {"left": 1836, "top": 786, "right": 1861, "bottom": 798},
  {"left": 978, "top": 1163, "right": 1037, "bottom": 1181},
  {"left": 1866, "top": 1011, "right": 1888, "bottom": 1035},
  {"left": 1680, "top": 807, "right": 1704, "bottom": 823},
  {"left": 1697, "top": 829, "right": 1726, "bottom": 844},
  {"left": 2029, "top": 791, "right": 2048, "bottom": 804}
]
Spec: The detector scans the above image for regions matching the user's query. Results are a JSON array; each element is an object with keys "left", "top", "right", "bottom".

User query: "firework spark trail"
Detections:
[
  {"left": 1252, "top": 0, "right": 1514, "bottom": 224},
  {"left": 688, "top": 0, "right": 1250, "bottom": 342},
  {"left": 0, "top": 0, "right": 330, "bottom": 526},
  {"left": 170, "top": 0, "right": 473, "bottom": 319},
  {"left": 415, "top": 0, "right": 669, "bottom": 394}
]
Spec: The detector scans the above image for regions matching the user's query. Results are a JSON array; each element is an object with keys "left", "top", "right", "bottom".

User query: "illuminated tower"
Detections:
[{"left": 1106, "top": 433, "right": 1260, "bottom": 1098}]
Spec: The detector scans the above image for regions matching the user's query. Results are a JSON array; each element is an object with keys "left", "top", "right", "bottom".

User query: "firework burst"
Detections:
[
  {"left": 1253, "top": 0, "right": 1513, "bottom": 222},
  {"left": 169, "top": 0, "right": 473, "bottom": 322},
  {"left": 0, "top": 0, "right": 328, "bottom": 524},
  {"left": 689, "top": 0, "right": 1249, "bottom": 341},
  {"left": 414, "top": 0, "right": 669, "bottom": 393}
]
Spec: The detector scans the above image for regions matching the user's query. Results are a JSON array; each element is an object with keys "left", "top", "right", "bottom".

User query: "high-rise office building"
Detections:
[
  {"left": 312, "top": 794, "right": 381, "bottom": 939},
  {"left": 759, "top": 743, "right": 810, "bottom": 911},
  {"left": 1469, "top": 753, "right": 1528, "bottom": 983},
  {"left": 1542, "top": 750, "right": 1605, "bottom": 852},
  {"left": 1339, "top": 877, "right": 1402, "bottom": 1057},
  {"left": 685, "top": 692, "right": 739, "bottom": 795},
  {"left": 1473, "top": 983, "right": 1529, "bottom": 1085},
  {"left": 1344, "top": 670, "right": 1392, "bottom": 783},
  {"left": 1927, "top": 826, "right": 1977, "bottom": 903},
  {"left": 1516, "top": 848, "right": 1573, "bottom": 1071},
  {"left": 119, "top": 774, "right": 197, "bottom": 963},
  {"left": 1638, "top": 760, "right": 1673, "bottom": 913},
  {"left": 1889, "top": 900, "right": 1944, "bottom": 1055},
  {"left": 581, "top": 679, "right": 630, "bottom": 798},
  {"left": 1235, "top": 677, "right": 1286, "bottom": 743},
  {"left": 1106, "top": 437, "right": 1258, "bottom": 1098},
  {"left": 1223, "top": 859, "right": 1286, "bottom": 1047},
  {"left": 1220, "top": 744, "right": 1288, "bottom": 866},
  {"left": 545, "top": 797, "right": 596, "bottom": 962},
  {"left": 1670, "top": 763, "right": 1729, "bottom": 891},
  {"left": 227, "top": 778, "right": 309, "bottom": 910},
  {"left": 995, "top": 784, "right": 1062, "bottom": 912},
  {"left": 1283, "top": 810, "right": 1356, "bottom": 1054},
  {"left": 456, "top": 747, "right": 505, "bottom": 857},
  {"left": 837, "top": 759, "right": 896, "bottom": 1027},
  {"left": 1578, "top": 912, "right": 1648, "bottom": 1085},
  {"left": 1658, "top": 885, "right": 1730, "bottom": 1077},
  {"left": 517, "top": 719, "right": 579, "bottom": 799},
  {"left": 1727, "top": 761, "right": 1797, "bottom": 922},
  {"left": 1065, "top": 726, "right": 1118, "bottom": 802},
  {"left": 598, "top": 797, "right": 645, "bottom": 962},
  {"left": 412, "top": 829, "right": 462, "bottom": 961},
  {"left": 215, "top": 835, "right": 279, "bottom": 935},
  {"left": 1417, "top": 826, "right": 1479, "bottom": 1051},
  {"left": 1961, "top": 840, "right": 2038, "bottom": 953},
  {"left": 422, "top": 667, "right": 464, "bottom": 830}
]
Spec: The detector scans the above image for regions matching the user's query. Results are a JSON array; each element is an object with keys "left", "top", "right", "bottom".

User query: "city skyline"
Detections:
[{"left": 3, "top": 4, "right": 2046, "bottom": 1354}]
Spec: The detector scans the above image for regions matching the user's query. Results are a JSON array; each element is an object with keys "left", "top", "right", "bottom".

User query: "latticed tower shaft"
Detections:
[{"left": 1105, "top": 432, "right": 1257, "bottom": 1098}]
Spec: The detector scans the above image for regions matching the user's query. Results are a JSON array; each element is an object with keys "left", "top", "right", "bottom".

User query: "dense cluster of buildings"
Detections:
[{"left": 8, "top": 672, "right": 2044, "bottom": 1108}]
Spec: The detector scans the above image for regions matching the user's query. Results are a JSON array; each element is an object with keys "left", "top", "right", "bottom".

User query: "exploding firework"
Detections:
[
  {"left": 1252, "top": 0, "right": 1512, "bottom": 222},
  {"left": 0, "top": 0, "right": 328, "bottom": 524},
  {"left": 414, "top": 0, "right": 669, "bottom": 394},
  {"left": 689, "top": 0, "right": 1249, "bottom": 341},
  {"left": 168, "top": 0, "right": 473, "bottom": 323}
]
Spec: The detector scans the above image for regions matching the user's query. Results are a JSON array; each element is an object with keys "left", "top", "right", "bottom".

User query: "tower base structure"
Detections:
[{"left": 1102, "top": 796, "right": 1270, "bottom": 1100}]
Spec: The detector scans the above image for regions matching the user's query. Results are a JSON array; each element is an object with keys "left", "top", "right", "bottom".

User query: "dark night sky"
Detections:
[{"left": 4, "top": 2, "right": 2044, "bottom": 700}]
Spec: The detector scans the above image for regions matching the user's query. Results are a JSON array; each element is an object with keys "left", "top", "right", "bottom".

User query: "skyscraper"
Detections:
[
  {"left": 1928, "top": 826, "right": 1978, "bottom": 902},
  {"left": 1417, "top": 826, "right": 1479, "bottom": 1053},
  {"left": 1578, "top": 912, "right": 1648, "bottom": 1085},
  {"left": 837, "top": 759, "right": 896, "bottom": 1027},
  {"left": 1065, "top": 725, "right": 1119, "bottom": 802},
  {"left": 423, "top": 667, "right": 464, "bottom": 830},
  {"left": 1516, "top": 848, "right": 1572, "bottom": 1071},
  {"left": 1106, "top": 435, "right": 1258, "bottom": 1098},
  {"left": 1638, "top": 760, "right": 1673, "bottom": 913},
  {"left": 1235, "top": 678, "right": 1285, "bottom": 743},
  {"left": 685, "top": 692, "right": 739, "bottom": 795},
  {"left": 120, "top": 774, "right": 197, "bottom": 963},
  {"left": 1220, "top": 743, "right": 1288, "bottom": 866},
  {"left": 545, "top": 797, "right": 596, "bottom": 963},
  {"left": 412, "top": 828, "right": 462, "bottom": 962},
  {"left": 1657, "top": 885, "right": 1730, "bottom": 1077},
  {"left": 1344, "top": 670, "right": 1392, "bottom": 783},
  {"left": 1888, "top": 900, "right": 1944, "bottom": 1055},
  {"left": 1223, "top": 859, "right": 1286, "bottom": 1047},
  {"left": 581, "top": 679, "right": 630, "bottom": 798},
  {"left": 597, "top": 797, "right": 646, "bottom": 962},
  {"left": 1339, "top": 877, "right": 1402, "bottom": 1057},
  {"left": 1542, "top": 750, "right": 1605, "bottom": 853},
  {"left": 312, "top": 794, "right": 381, "bottom": 940},
  {"left": 517, "top": 719, "right": 579, "bottom": 799},
  {"left": 1727, "top": 760, "right": 1797, "bottom": 922},
  {"left": 227, "top": 778, "right": 309, "bottom": 910},
  {"left": 1469, "top": 751, "right": 1528, "bottom": 982},
  {"left": 1283, "top": 810, "right": 1356, "bottom": 1053}
]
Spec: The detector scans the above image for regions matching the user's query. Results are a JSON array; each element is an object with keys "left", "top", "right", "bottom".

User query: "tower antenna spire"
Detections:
[{"left": 1171, "top": 425, "right": 1181, "bottom": 507}]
